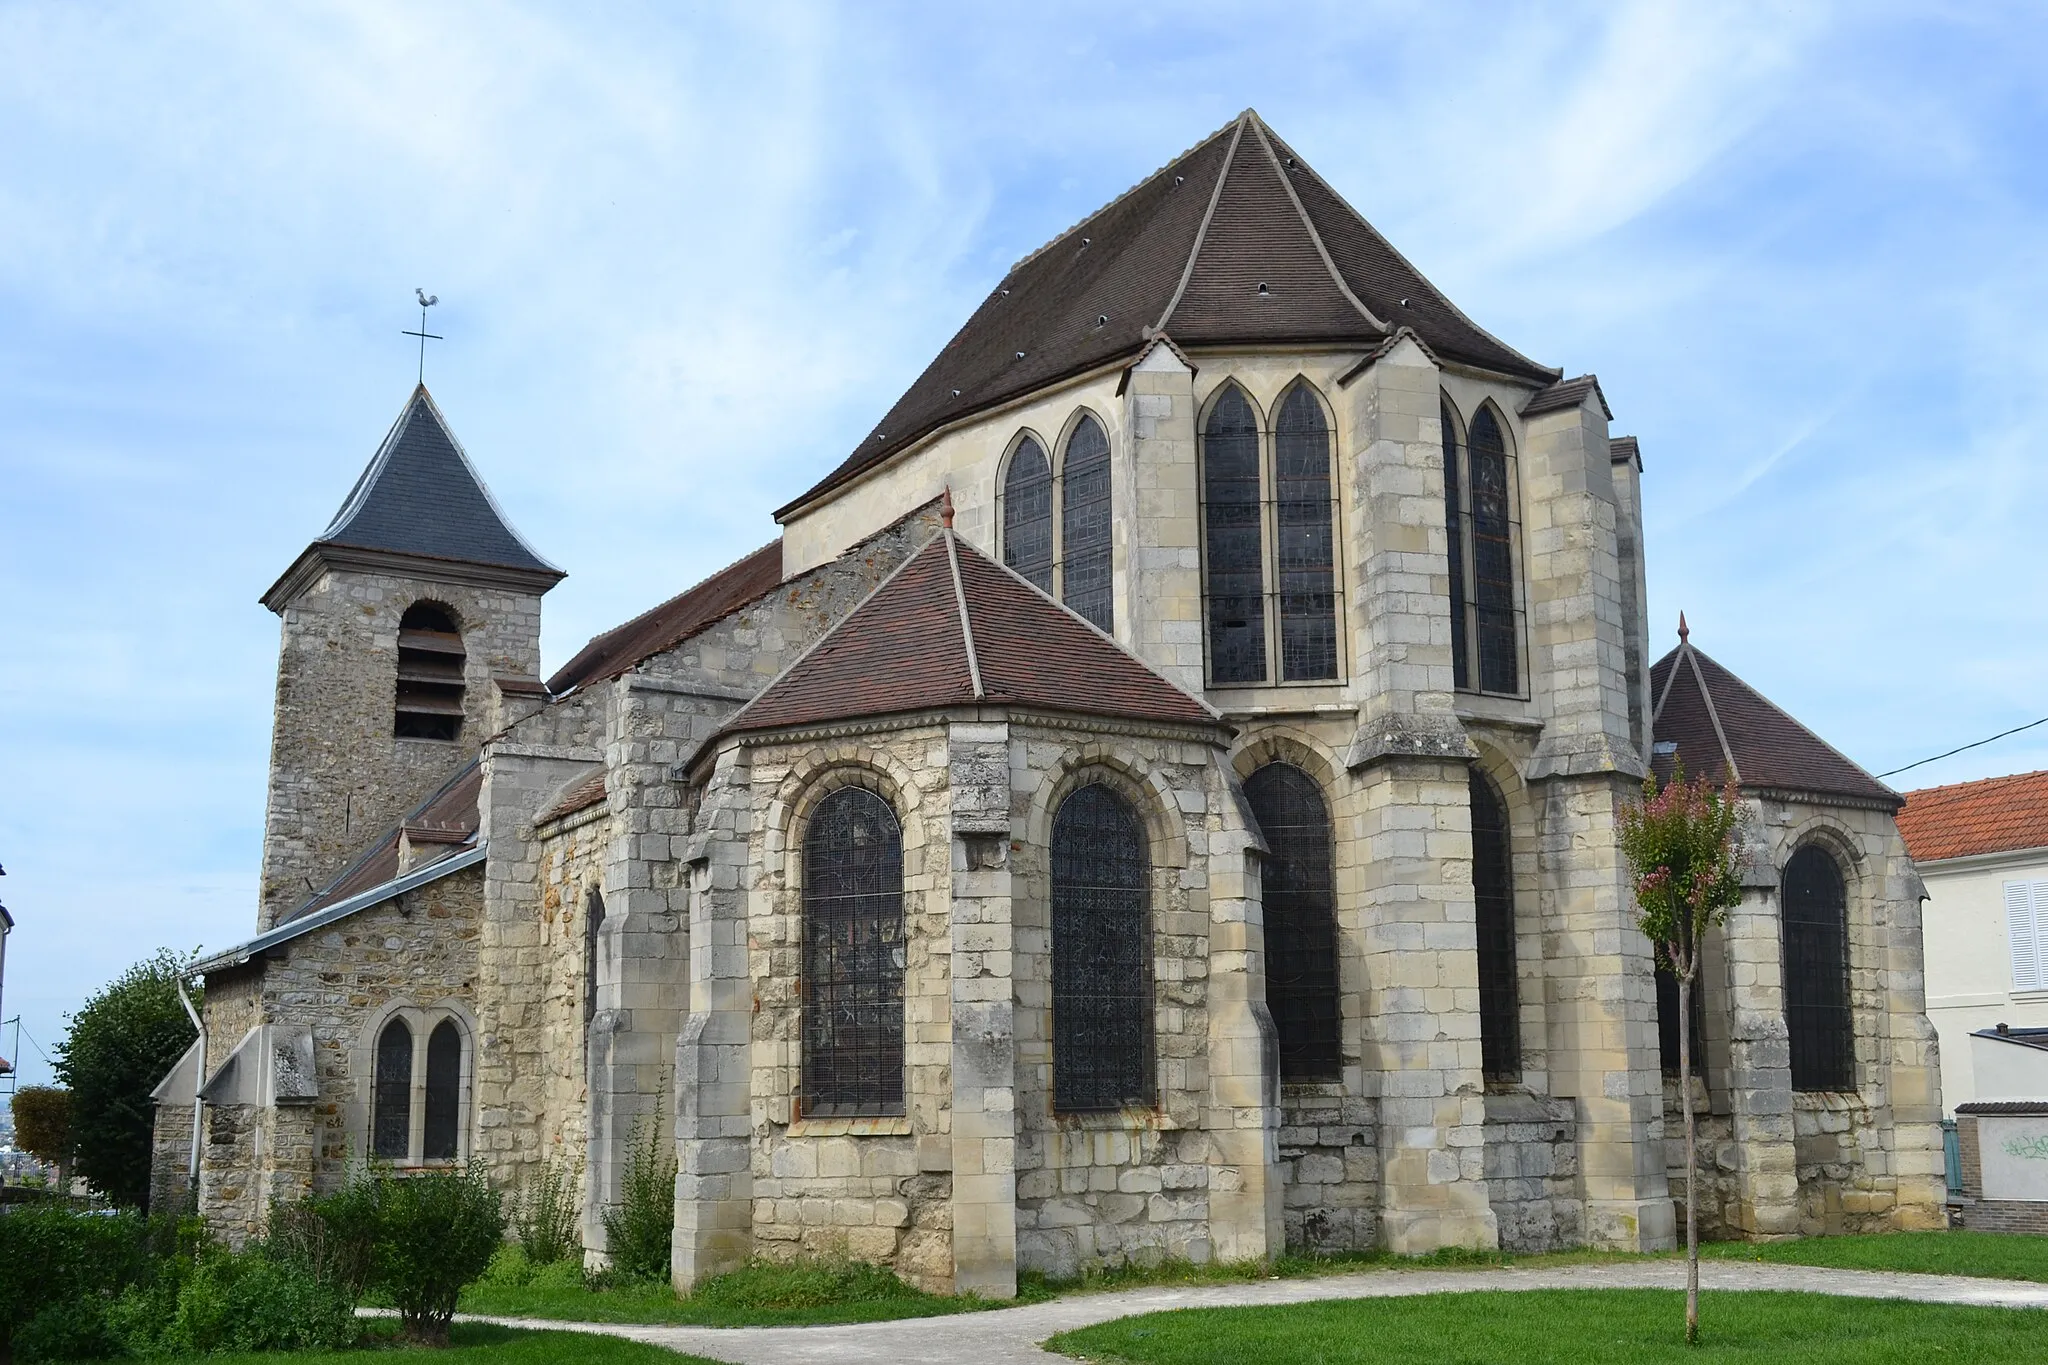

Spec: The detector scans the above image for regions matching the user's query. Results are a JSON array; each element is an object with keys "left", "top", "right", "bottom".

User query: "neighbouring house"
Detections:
[{"left": 149, "top": 109, "right": 1946, "bottom": 1292}]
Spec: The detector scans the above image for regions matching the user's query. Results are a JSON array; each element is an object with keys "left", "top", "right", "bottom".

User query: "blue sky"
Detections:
[{"left": 3, "top": 1, "right": 2045, "bottom": 1089}]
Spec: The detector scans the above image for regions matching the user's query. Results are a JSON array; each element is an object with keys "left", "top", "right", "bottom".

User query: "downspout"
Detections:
[{"left": 177, "top": 980, "right": 204, "bottom": 1189}]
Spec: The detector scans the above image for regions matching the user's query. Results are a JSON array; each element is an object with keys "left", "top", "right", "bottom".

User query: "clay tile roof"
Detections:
[
  {"left": 287, "top": 761, "right": 482, "bottom": 923},
  {"left": 1896, "top": 770, "right": 2048, "bottom": 863},
  {"left": 1650, "top": 634, "right": 1897, "bottom": 808},
  {"left": 535, "top": 769, "right": 608, "bottom": 826},
  {"left": 721, "top": 530, "right": 1218, "bottom": 738},
  {"left": 1522, "top": 373, "right": 1612, "bottom": 421},
  {"left": 776, "top": 110, "right": 1554, "bottom": 520},
  {"left": 548, "top": 541, "right": 784, "bottom": 693}
]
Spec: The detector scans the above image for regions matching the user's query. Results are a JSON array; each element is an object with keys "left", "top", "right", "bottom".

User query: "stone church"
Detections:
[{"left": 150, "top": 110, "right": 1946, "bottom": 1294}]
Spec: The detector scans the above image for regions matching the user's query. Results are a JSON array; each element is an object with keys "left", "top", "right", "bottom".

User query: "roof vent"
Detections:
[
  {"left": 1174, "top": 175, "right": 1185, "bottom": 186},
  {"left": 1097, "top": 314, "right": 1108, "bottom": 327},
  {"left": 1015, "top": 350, "right": 1026, "bottom": 360},
  {"left": 1284, "top": 156, "right": 1296, "bottom": 168},
  {"left": 1257, "top": 282, "right": 1270, "bottom": 296},
  {"left": 1081, "top": 236, "right": 1091, "bottom": 247},
  {"left": 951, "top": 388, "right": 962, "bottom": 397},
  {"left": 1653, "top": 741, "right": 1679, "bottom": 756},
  {"left": 1000, "top": 288, "right": 1010, "bottom": 297},
  {"left": 1399, "top": 298, "right": 1410, "bottom": 307}
]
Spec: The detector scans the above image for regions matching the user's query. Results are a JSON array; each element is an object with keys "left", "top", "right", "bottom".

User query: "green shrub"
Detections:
[
  {"left": 106, "top": 1247, "right": 355, "bottom": 1357},
  {"left": 511, "top": 1159, "right": 582, "bottom": 1266},
  {"left": 478, "top": 1242, "right": 591, "bottom": 1294},
  {"left": 0, "top": 1205, "right": 154, "bottom": 1357},
  {"left": 268, "top": 1179, "right": 378, "bottom": 1302},
  {"left": 368, "top": 1166, "right": 506, "bottom": 1343},
  {"left": 601, "top": 1102, "right": 676, "bottom": 1283},
  {"left": 12, "top": 1296, "right": 122, "bottom": 1363}
]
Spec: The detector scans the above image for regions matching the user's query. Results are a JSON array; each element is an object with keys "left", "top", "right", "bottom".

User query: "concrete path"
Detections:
[{"left": 464, "top": 1260, "right": 2048, "bottom": 1363}]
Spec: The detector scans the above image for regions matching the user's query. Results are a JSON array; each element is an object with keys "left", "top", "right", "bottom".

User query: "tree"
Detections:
[
  {"left": 11, "top": 1087, "right": 73, "bottom": 1185},
  {"left": 51, "top": 949, "right": 198, "bottom": 1210},
  {"left": 1617, "top": 760, "right": 1742, "bottom": 1345}
]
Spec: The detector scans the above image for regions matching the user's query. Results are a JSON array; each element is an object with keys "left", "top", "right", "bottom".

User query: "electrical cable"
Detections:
[{"left": 1877, "top": 715, "right": 2048, "bottom": 780}]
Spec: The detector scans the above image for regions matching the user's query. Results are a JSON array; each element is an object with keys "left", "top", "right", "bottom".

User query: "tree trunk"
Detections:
[{"left": 1678, "top": 956, "right": 1699, "bottom": 1345}]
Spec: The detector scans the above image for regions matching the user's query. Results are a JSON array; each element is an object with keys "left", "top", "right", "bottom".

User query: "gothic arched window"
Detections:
[
  {"left": 1274, "top": 385, "right": 1338, "bottom": 682},
  {"left": 1244, "top": 763, "right": 1340, "bottom": 1082},
  {"left": 1444, "top": 403, "right": 1521, "bottom": 695},
  {"left": 1470, "top": 769, "right": 1520, "bottom": 1083},
  {"left": 1002, "top": 435, "right": 1054, "bottom": 592},
  {"left": 1203, "top": 385, "right": 1267, "bottom": 684},
  {"left": 372, "top": 1017, "right": 412, "bottom": 1159},
  {"left": 1052, "top": 783, "right": 1152, "bottom": 1111},
  {"left": 801, "top": 786, "right": 906, "bottom": 1118},
  {"left": 1061, "top": 416, "right": 1114, "bottom": 632},
  {"left": 370, "top": 1010, "right": 469, "bottom": 1163},
  {"left": 1782, "top": 845, "right": 1854, "bottom": 1092},
  {"left": 423, "top": 1020, "right": 463, "bottom": 1160},
  {"left": 395, "top": 602, "right": 466, "bottom": 741}
]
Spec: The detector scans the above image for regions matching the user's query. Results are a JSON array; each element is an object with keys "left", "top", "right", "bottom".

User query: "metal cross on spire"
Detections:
[{"left": 402, "top": 288, "right": 442, "bottom": 384}]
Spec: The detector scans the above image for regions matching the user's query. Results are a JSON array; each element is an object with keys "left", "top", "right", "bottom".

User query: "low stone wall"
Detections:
[
  {"left": 1484, "top": 1092, "right": 1580, "bottom": 1252},
  {"left": 1793, "top": 1092, "right": 1899, "bottom": 1234},
  {"left": 1954, "top": 1111, "right": 2048, "bottom": 1234},
  {"left": 1277, "top": 1087, "right": 1375, "bottom": 1252}
]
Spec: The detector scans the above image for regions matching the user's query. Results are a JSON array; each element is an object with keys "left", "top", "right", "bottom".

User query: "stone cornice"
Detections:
[{"left": 262, "top": 541, "right": 563, "bottom": 612}]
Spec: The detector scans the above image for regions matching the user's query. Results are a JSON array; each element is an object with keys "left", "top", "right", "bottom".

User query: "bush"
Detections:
[
  {"left": 511, "top": 1159, "right": 582, "bottom": 1267},
  {"left": 12, "top": 1296, "right": 121, "bottom": 1363},
  {"left": 367, "top": 1167, "right": 506, "bottom": 1343},
  {"left": 52, "top": 949, "right": 199, "bottom": 1210},
  {"left": 106, "top": 1247, "right": 355, "bottom": 1357},
  {"left": 601, "top": 1102, "right": 676, "bottom": 1283},
  {"left": 0, "top": 1204, "right": 154, "bottom": 1358},
  {"left": 476, "top": 1242, "right": 591, "bottom": 1294},
  {"left": 269, "top": 1179, "right": 379, "bottom": 1302}
]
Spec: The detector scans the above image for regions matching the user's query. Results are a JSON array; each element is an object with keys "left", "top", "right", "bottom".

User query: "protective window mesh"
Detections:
[
  {"left": 1274, "top": 387, "right": 1338, "bottom": 682},
  {"left": 1052, "top": 783, "right": 1153, "bottom": 1111},
  {"left": 423, "top": 1019, "right": 462, "bottom": 1160},
  {"left": 1203, "top": 386, "right": 1266, "bottom": 683},
  {"left": 1782, "top": 845, "right": 1855, "bottom": 1092},
  {"left": 1470, "top": 770, "right": 1520, "bottom": 1083},
  {"left": 1003, "top": 437, "right": 1054, "bottom": 592},
  {"left": 1245, "top": 763, "right": 1341, "bottom": 1082},
  {"left": 1061, "top": 416, "right": 1114, "bottom": 632},
  {"left": 1443, "top": 399, "right": 1470, "bottom": 690},
  {"left": 372, "top": 1018, "right": 412, "bottom": 1159},
  {"left": 1467, "top": 409, "right": 1519, "bottom": 694},
  {"left": 802, "top": 786, "right": 906, "bottom": 1118}
]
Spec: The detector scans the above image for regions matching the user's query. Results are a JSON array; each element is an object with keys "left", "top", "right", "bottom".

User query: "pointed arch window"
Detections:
[
  {"left": 801, "top": 786, "right": 906, "bottom": 1118},
  {"left": 1200, "top": 382, "right": 1342, "bottom": 686},
  {"left": 1061, "top": 415, "right": 1114, "bottom": 632},
  {"left": 1782, "top": 845, "right": 1854, "bottom": 1092},
  {"left": 369, "top": 1010, "right": 470, "bottom": 1163},
  {"left": 583, "top": 887, "right": 606, "bottom": 1028},
  {"left": 395, "top": 602, "right": 466, "bottom": 741},
  {"left": 1470, "top": 769, "right": 1520, "bottom": 1082},
  {"left": 1052, "top": 783, "right": 1152, "bottom": 1111},
  {"left": 1002, "top": 436, "right": 1054, "bottom": 592},
  {"left": 1245, "top": 763, "right": 1340, "bottom": 1082},
  {"left": 1444, "top": 403, "right": 1522, "bottom": 695},
  {"left": 372, "top": 1018, "right": 412, "bottom": 1159}
]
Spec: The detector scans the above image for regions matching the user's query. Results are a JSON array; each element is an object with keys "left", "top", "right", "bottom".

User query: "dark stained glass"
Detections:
[
  {"left": 1471, "top": 770, "right": 1520, "bottom": 1083},
  {"left": 584, "top": 887, "right": 605, "bottom": 1027},
  {"left": 1274, "top": 387, "right": 1338, "bottom": 681},
  {"left": 1052, "top": 783, "right": 1153, "bottom": 1111},
  {"left": 1443, "top": 399, "right": 1470, "bottom": 691},
  {"left": 802, "top": 786, "right": 906, "bottom": 1117},
  {"left": 423, "top": 1019, "right": 462, "bottom": 1161},
  {"left": 1003, "top": 436, "right": 1053, "bottom": 591},
  {"left": 1468, "top": 408, "right": 1519, "bottom": 695},
  {"left": 372, "top": 1017, "right": 412, "bottom": 1160},
  {"left": 1203, "top": 386, "right": 1266, "bottom": 683},
  {"left": 1061, "top": 416, "right": 1114, "bottom": 632},
  {"left": 1782, "top": 846, "right": 1854, "bottom": 1092},
  {"left": 1245, "top": 763, "right": 1340, "bottom": 1082}
]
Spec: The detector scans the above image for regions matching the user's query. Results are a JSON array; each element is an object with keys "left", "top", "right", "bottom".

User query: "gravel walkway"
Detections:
[{"left": 461, "top": 1260, "right": 2048, "bottom": 1363}]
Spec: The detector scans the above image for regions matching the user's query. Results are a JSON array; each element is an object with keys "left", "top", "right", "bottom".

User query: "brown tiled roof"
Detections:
[
  {"left": 1650, "top": 635, "right": 1897, "bottom": 807},
  {"left": 548, "top": 541, "right": 783, "bottom": 693},
  {"left": 535, "top": 769, "right": 608, "bottom": 826},
  {"left": 776, "top": 110, "right": 1554, "bottom": 519},
  {"left": 722, "top": 530, "right": 1218, "bottom": 737},
  {"left": 1522, "top": 373, "right": 1612, "bottom": 420},
  {"left": 287, "top": 762, "right": 482, "bottom": 922},
  {"left": 1896, "top": 770, "right": 2048, "bottom": 863}
]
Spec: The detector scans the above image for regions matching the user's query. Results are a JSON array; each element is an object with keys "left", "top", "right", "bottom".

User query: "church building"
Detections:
[{"left": 150, "top": 111, "right": 1947, "bottom": 1293}]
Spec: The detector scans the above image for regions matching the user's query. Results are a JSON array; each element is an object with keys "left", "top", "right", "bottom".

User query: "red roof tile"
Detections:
[
  {"left": 1897, "top": 770, "right": 2048, "bottom": 863},
  {"left": 548, "top": 541, "right": 783, "bottom": 693},
  {"left": 287, "top": 762, "right": 481, "bottom": 922},
  {"left": 535, "top": 769, "right": 608, "bottom": 826},
  {"left": 723, "top": 531, "right": 1218, "bottom": 737}
]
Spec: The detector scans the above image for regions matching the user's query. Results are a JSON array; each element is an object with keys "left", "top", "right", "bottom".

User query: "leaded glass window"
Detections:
[
  {"left": 802, "top": 786, "right": 906, "bottom": 1118},
  {"left": 1470, "top": 770, "right": 1520, "bottom": 1083},
  {"left": 1203, "top": 385, "right": 1267, "bottom": 683},
  {"left": 1275, "top": 387, "right": 1338, "bottom": 682},
  {"left": 423, "top": 1020, "right": 462, "bottom": 1160},
  {"left": 372, "top": 1018, "right": 412, "bottom": 1159},
  {"left": 1003, "top": 436, "right": 1053, "bottom": 592},
  {"left": 1443, "top": 399, "right": 1470, "bottom": 690},
  {"left": 1061, "top": 416, "right": 1114, "bottom": 632},
  {"left": 1245, "top": 763, "right": 1340, "bottom": 1082},
  {"left": 1782, "top": 845, "right": 1854, "bottom": 1092},
  {"left": 584, "top": 887, "right": 605, "bottom": 1027},
  {"left": 1052, "top": 783, "right": 1152, "bottom": 1111},
  {"left": 1445, "top": 401, "right": 1521, "bottom": 695}
]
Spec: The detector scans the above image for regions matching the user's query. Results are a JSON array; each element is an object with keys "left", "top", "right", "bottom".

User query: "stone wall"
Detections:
[
  {"left": 1954, "top": 1114, "right": 2048, "bottom": 1234},
  {"left": 150, "top": 1101, "right": 196, "bottom": 1215},
  {"left": 1277, "top": 1089, "right": 1376, "bottom": 1252},
  {"left": 1484, "top": 1093, "right": 1581, "bottom": 1252}
]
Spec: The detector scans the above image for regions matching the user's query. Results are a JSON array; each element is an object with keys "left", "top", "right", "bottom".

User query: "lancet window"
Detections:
[
  {"left": 801, "top": 785, "right": 906, "bottom": 1118},
  {"left": 370, "top": 1010, "right": 469, "bottom": 1163},
  {"left": 1244, "top": 763, "right": 1341, "bottom": 1082},
  {"left": 1470, "top": 769, "right": 1520, "bottom": 1083},
  {"left": 395, "top": 602, "right": 466, "bottom": 741},
  {"left": 1061, "top": 416, "right": 1115, "bottom": 632},
  {"left": 1051, "top": 783, "right": 1152, "bottom": 1111},
  {"left": 1443, "top": 402, "right": 1522, "bottom": 695},
  {"left": 1782, "top": 845, "right": 1855, "bottom": 1092},
  {"left": 583, "top": 887, "right": 605, "bottom": 1028},
  {"left": 1001, "top": 435, "right": 1054, "bottom": 591}
]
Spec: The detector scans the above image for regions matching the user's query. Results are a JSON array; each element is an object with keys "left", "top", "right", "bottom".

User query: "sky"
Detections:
[{"left": 3, "top": 1, "right": 2046, "bottom": 1090}]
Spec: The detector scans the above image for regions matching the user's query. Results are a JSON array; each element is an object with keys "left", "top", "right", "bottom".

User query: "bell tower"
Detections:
[{"left": 254, "top": 386, "right": 564, "bottom": 929}]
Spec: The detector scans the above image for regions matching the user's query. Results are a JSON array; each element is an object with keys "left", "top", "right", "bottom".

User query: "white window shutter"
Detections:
[
  {"left": 2009, "top": 881, "right": 2045, "bottom": 993},
  {"left": 2036, "top": 880, "right": 2048, "bottom": 992}
]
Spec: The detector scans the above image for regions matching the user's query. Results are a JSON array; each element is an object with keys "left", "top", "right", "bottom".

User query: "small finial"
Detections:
[
  {"left": 941, "top": 486, "right": 955, "bottom": 530},
  {"left": 1677, "top": 611, "right": 1690, "bottom": 644}
]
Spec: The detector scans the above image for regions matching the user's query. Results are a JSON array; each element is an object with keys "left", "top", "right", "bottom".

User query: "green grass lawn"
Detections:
[
  {"left": 170, "top": 1322, "right": 719, "bottom": 1364},
  {"left": 1046, "top": 1289, "right": 2048, "bottom": 1364},
  {"left": 1698, "top": 1230, "right": 2048, "bottom": 1282}
]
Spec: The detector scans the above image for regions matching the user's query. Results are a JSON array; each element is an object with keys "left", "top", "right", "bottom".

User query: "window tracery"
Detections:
[
  {"left": 1443, "top": 402, "right": 1522, "bottom": 695},
  {"left": 1061, "top": 415, "right": 1114, "bottom": 632},
  {"left": 801, "top": 785, "right": 906, "bottom": 1118}
]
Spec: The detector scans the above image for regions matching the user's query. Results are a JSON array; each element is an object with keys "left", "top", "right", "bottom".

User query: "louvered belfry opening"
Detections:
[
  {"left": 1445, "top": 402, "right": 1521, "bottom": 696},
  {"left": 1274, "top": 386, "right": 1338, "bottom": 682},
  {"left": 1470, "top": 769, "right": 1521, "bottom": 1083},
  {"left": 394, "top": 602, "right": 466, "bottom": 741},
  {"left": 1244, "top": 763, "right": 1341, "bottom": 1082},
  {"left": 1782, "top": 845, "right": 1855, "bottom": 1092},
  {"left": 801, "top": 786, "right": 906, "bottom": 1118},
  {"left": 422, "top": 1019, "right": 463, "bottom": 1161},
  {"left": 1061, "top": 416, "right": 1114, "bottom": 632},
  {"left": 1203, "top": 386, "right": 1266, "bottom": 683},
  {"left": 372, "top": 1017, "right": 412, "bottom": 1159},
  {"left": 1002, "top": 436, "right": 1054, "bottom": 592},
  {"left": 1052, "top": 783, "right": 1154, "bottom": 1112}
]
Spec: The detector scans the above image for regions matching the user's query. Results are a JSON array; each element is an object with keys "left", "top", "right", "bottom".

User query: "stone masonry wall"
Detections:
[{"left": 1484, "top": 1093, "right": 1581, "bottom": 1252}]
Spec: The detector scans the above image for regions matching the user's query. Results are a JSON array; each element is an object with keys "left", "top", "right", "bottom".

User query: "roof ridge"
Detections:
[
  {"left": 1689, "top": 644, "right": 1895, "bottom": 800},
  {"left": 1682, "top": 641, "right": 1741, "bottom": 784},
  {"left": 943, "top": 526, "right": 985, "bottom": 699},
  {"left": 1154, "top": 112, "right": 1247, "bottom": 335},
  {"left": 1903, "top": 767, "right": 2048, "bottom": 800},
  {"left": 1243, "top": 114, "right": 1385, "bottom": 333}
]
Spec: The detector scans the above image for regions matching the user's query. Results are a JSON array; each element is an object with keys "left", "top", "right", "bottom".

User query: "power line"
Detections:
[{"left": 1877, "top": 715, "right": 2048, "bottom": 780}]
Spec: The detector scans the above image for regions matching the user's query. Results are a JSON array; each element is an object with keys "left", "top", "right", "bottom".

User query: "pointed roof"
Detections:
[
  {"left": 777, "top": 110, "right": 1556, "bottom": 519},
  {"left": 1650, "top": 626, "right": 1898, "bottom": 808},
  {"left": 720, "top": 528, "right": 1219, "bottom": 738},
  {"left": 264, "top": 386, "right": 562, "bottom": 608}
]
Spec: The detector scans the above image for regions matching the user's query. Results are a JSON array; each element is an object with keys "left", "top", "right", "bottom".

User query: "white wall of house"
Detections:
[{"left": 1921, "top": 846, "right": 2048, "bottom": 1109}]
